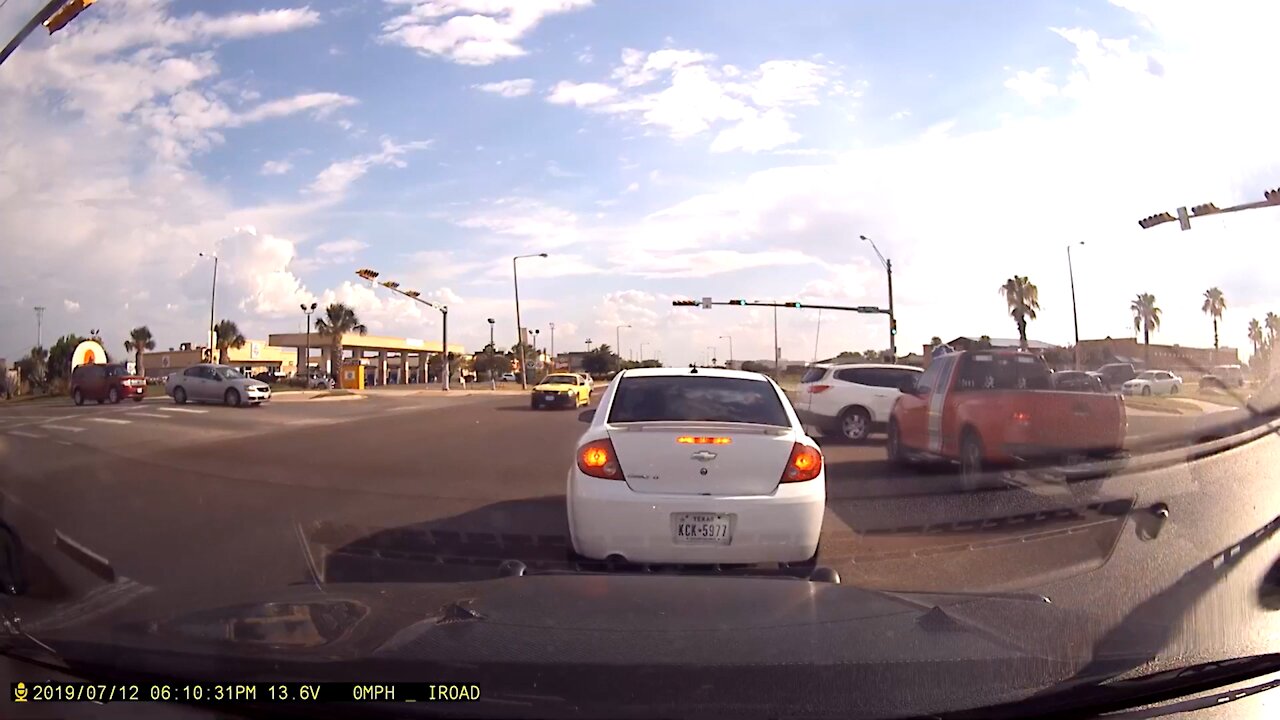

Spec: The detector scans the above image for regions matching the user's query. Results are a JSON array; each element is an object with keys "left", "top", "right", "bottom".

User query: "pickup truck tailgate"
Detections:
[{"left": 1004, "top": 392, "right": 1126, "bottom": 455}]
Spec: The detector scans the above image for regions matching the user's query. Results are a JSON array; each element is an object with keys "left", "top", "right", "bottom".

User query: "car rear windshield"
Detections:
[
  {"left": 542, "top": 375, "right": 578, "bottom": 385},
  {"left": 956, "top": 353, "right": 1052, "bottom": 391},
  {"left": 104, "top": 364, "right": 130, "bottom": 377},
  {"left": 608, "top": 376, "right": 790, "bottom": 426},
  {"left": 800, "top": 367, "right": 828, "bottom": 383}
]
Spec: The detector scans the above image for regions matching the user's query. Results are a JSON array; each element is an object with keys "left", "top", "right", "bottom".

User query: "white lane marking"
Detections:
[
  {"left": 287, "top": 418, "right": 337, "bottom": 426},
  {"left": 128, "top": 412, "right": 171, "bottom": 419},
  {"left": 387, "top": 405, "right": 418, "bottom": 412},
  {"left": 87, "top": 417, "right": 131, "bottom": 425},
  {"left": 42, "top": 424, "right": 84, "bottom": 432},
  {"left": 57, "top": 440, "right": 73, "bottom": 446},
  {"left": 8, "top": 430, "right": 45, "bottom": 439},
  {"left": 159, "top": 407, "right": 207, "bottom": 414}
]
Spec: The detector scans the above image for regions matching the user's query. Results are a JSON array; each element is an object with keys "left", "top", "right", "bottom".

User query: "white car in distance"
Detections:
[
  {"left": 795, "top": 363, "right": 924, "bottom": 442},
  {"left": 567, "top": 367, "right": 825, "bottom": 567},
  {"left": 1122, "top": 370, "right": 1183, "bottom": 396}
]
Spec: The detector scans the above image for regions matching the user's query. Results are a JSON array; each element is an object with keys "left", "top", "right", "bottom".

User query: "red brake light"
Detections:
[
  {"left": 1012, "top": 411, "right": 1031, "bottom": 424},
  {"left": 676, "top": 436, "right": 732, "bottom": 445},
  {"left": 808, "top": 384, "right": 832, "bottom": 394},
  {"left": 577, "top": 438, "right": 625, "bottom": 481},
  {"left": 781, "top": 442, "right": 823, "bottom": 483}
]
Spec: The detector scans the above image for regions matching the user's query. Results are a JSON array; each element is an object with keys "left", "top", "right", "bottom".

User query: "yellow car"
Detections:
[{"left": 531, "top": 373, "right": 591, "bottom": 410}]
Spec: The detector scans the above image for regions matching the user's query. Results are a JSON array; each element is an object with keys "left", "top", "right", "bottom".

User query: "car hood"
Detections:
[
  {"left": 11, "top": 575, "right": 1088, "bottom": 718},
  {"left": 229, "top": 379, "right": 269, "bottom": 390}
]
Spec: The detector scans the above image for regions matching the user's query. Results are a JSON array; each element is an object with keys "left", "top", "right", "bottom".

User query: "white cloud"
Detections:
[
  {"left": 380, "top": 0, "right": 594, "bottom": 65},
  {"left": 710, "top": 108, "right": 800, "bottom": 153},
  {"left": 1005, "top": 67, "right": 1059, "bottom": 105},
  {"left": 63, "top": 300, "right": 80, "bottom": 313},
  {"left": 308, "top": 139, "right": 433, "bottom": 197},
  {"left": 473, "top": 78, "right": 535, "bottom": 97},
  {"left": 624, "top": 182, "right": 640, "bottom": 193},
  {"left": 456, "top": 198, "right": 583, "bottom": 248},
  {"left": 260, "top": 160, "right": 293, "bottom": 176},
  {"left": 546, "top": 81, "right": 618, "bottom": 106},
  {"left": 548, "top": 48, "right": 836, "bottom": 152}
]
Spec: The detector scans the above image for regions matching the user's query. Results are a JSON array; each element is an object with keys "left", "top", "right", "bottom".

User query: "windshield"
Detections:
[
  {"left": 2, "top": 1, "right": 1278, "bottom": 718},
  {"left": 541, "top": 375, "right": 578, "bottom": 385}
]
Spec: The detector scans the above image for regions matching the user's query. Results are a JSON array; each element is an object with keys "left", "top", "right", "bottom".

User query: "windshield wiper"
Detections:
[{"left": 947, "top": 653, "right": 1280, "bottom": 720}]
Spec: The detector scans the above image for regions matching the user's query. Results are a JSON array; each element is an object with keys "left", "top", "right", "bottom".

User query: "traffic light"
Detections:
[
  {"left": 356, "top": 268, "right": 379, "bottom": 280},
  {"left": 1190, "top": 203, "right": 1220, "bottom": 216},
  {"left": 727, "top": 299, "right": 747, "bottom": 305},
  {"left": 44, "top": 0, "right": 96, "bottom": 35},
  {"left": 1265, "top": 187, "right": 1280, "bottom": 205},
  {"left": 381, "top": 281, "right": 400, "bottom": 289},
  {"left": 672, "top": 300, "right": 699, "bottom": 306},
  {"left": 890, "top": 318, "right": 898, "bottom": 335},
  {"left": 404, "top": 290, "right": 421, "bottom": 298},
  {"left": 784, "top": 301, "right": 802, "bottom": 308},
  {"left": 1137, "top": 212, "right": 1176, "bottom": 229}
]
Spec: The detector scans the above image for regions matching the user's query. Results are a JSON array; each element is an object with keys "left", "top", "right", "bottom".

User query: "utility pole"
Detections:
[
  {"left": 549, "top": 322, "right": 555, "bottom": 369},
  {"left": 513, "top": 253, "right": 547, "bottom": 389},
  {"left": 719, "top": 335, "right": 733, "bottom": 365},
  {"left": 487, "top": 318, "right": 496, "bottom": 389},
  {"left": 1067, "top": 242, "right": 1084, "bottom": 369},
  {"left": 33, "top": 306, "right": 45, "bottom": 349},
  {"left": 199, "top": 252, "right": 218, "bottom": 361}
]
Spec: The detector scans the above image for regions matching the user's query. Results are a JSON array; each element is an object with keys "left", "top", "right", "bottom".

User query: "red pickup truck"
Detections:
[{"left": 887, "top": 350, "right": 1126, "bottom": 478}]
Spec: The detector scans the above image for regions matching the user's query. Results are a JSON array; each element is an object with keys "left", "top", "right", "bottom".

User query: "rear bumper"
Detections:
[{"left": 567, "top": 471, "right": 824, "bottom": 564}]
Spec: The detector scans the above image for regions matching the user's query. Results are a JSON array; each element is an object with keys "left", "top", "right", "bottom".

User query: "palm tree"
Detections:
[
  {"left": 213, "top": 319, "right": 246, "bottom": 365},
  {"left": 123, "top": 326, "right": 156, "bottom": 377},
  {"left": 1267, "top": 312, "right": 1280, "bottom": 346},
  {"left": 1201, "top": 287, "right": 1226, "bottom": 353},
  {"left": 314, "top": 303, "right": 367, "bottom": 377},
  {"left": 1131, "top": 293, "right": 1162, "bottom": 364},
  {"left": 26, "top": 346, "right": 48, "bottom": 388},
  {"left": 1248, "top": 318, "right": 1264, "bottom": 356},
  {"left": 998, "top": 275, "right": 1040, "bottom": 351}
]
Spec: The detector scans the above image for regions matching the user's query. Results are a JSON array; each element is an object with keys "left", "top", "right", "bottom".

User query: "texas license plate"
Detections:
[
  {"left": 672, "top": 513, "right": 733, "bottom": 545},
  {"left": 544, "top": 394, "right": 555, "bottom": 401}
]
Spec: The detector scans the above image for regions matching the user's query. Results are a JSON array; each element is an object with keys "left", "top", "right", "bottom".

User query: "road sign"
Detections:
[
  {"left": 1177, "top": 206, "right": 1190, "bottom": 231},
  {"left": 701, "top": 297, "right": 712, "bottom": 309}
]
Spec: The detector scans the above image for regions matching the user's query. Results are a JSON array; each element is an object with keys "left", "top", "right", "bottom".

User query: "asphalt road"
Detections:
[{"left": 0, "top": 386, "right": 1267, "bottom": 615}]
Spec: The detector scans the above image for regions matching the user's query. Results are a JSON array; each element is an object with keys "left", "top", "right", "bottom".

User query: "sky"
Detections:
[{"left": 2, "top": 0, "right": 1279, "bottom": 367}]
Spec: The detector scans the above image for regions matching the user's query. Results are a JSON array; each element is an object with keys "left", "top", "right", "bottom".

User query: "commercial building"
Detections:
[
  {"left": 1077, "top": 338, "right": 1240, "bottom": 373},
  {"left": 143, "top": 340, "right": 297, "bottom": 379}
]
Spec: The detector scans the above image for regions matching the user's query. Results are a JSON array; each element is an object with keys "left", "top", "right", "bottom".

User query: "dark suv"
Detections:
[
  {"left": 1095, "top": 363, "right": 1137, "bottom": 391},
  {"left": 70, "top": 363, "right": 145, "bottom": 405}
]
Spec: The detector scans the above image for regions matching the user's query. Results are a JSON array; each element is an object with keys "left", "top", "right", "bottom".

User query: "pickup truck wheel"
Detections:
[
  {"left": 838, "top": 407, "right": 872, "bottom": 443},
  {"left": 1141, "top": 385, "right": 1152, "bottom": 396},
  {"left": 959, "top": 431, "right": 984, "bottom": 488}
]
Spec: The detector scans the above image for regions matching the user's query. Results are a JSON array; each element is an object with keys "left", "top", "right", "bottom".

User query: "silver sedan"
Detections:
[{"left": 166, "top": 364, "right": 272, "bottom": 406}]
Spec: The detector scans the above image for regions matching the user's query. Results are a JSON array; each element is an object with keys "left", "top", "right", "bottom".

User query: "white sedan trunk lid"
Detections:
[{"left": 606, "top": 421, "right": 795, "bottom": 495}]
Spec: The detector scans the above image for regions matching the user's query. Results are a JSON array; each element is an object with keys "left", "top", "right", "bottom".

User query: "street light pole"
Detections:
[
  {"left": 1067, "top": 242, "right": 1084, "bottom": 370},
  {"left": 199, "top": 252, "right": 218, "bottom": 361},
  {"left": 860, "top": 235, "right": 896, "bottom": 363},
  {"left": 639, "top": 342, "right": 648, "bottom": 362},
  {"left": 487, "top": 318, "right": 496, "bottom": 389},
  {"left": 549, "top": 322, "right": 555, "bottom": 369},
  {"left": 719, "top": 335, "right": 733, "bottom": 365},
  {"left": 300, "top": 302, "right": 316, "bottom": 378},
  {"left": 33, "top": 306, "right": 44, "bottom": 349},
  {"left": 616, "top": 324, "right": 630, "bottom": 367},
  {"left": 513, "top": 253, "right": 548, "bottom": 389}
]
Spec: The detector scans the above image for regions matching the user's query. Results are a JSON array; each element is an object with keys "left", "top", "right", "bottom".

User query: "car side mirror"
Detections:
[{"left": 578, "top": 408, "right": 596, "bottom": 423}]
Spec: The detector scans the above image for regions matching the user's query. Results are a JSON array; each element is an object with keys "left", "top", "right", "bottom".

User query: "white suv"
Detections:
[{"left": 795, "top": 363, "right": 923, "bottom": 442}]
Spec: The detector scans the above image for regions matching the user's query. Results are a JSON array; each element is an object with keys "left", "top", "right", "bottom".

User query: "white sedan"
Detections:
[
  {"left": 1122, "top": 370, "right": 1183, "bottom": 396},
  {"left": 566, "top": 367, "right": 825, "bottom": 566}
]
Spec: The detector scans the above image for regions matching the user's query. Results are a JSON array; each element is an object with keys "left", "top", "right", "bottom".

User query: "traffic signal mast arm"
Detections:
[
  {"left": 1138, "top": 187, "right": 1280, "bottom": 230},
  {"left": 671, "top": 299, "right": 889, "bottom": 314}
]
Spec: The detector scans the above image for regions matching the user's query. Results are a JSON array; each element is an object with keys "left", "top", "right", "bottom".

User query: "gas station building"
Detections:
[{"left": 267, "top": 332, "right": 466, "bottom": 385}]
